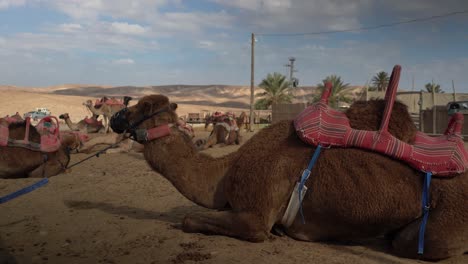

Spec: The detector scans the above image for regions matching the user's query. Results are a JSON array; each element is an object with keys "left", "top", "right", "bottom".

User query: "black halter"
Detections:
[{"left": 110, "top": 106, "right": 170, "bottom": 137}]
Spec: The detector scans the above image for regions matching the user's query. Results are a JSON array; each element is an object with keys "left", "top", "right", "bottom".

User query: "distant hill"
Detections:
[{"left": 0, "top": 84, "right": 366, "bottom": 109}]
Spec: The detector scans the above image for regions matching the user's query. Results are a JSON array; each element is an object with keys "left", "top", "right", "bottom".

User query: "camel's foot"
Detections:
[{"left": 182, "top": 211, "right": 269, "bottom": 242}]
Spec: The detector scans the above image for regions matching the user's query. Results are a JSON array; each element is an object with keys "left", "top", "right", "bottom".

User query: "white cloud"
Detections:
[
  {"left": 57, "top": 23, "right": 83, "bottom": 33},
  {"left": 112, "top": 58, "right": 135, "bottom": 65},
  {"left": 45, "top": 0, "right": 171, "bottom": 20},
  {"left": 152, "top": 11, "right": 234, "bottom": 34},
  {"left": 110, "top": 22, "right": 147, "bottom": 35},
  {"left": 198, "top": 40, "right": 215, "bottom": 49},
  {"left": 211, "top": 0, "right": 372, "bottom": 32},
  {"left": 0, "top": 0, "right": 26, "bottom": 9}
]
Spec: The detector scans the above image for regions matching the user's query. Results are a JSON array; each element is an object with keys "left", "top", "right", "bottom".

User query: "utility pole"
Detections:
[
  {"left": 411, "top": 75, "right": 414, "bottom": 91},
  {"left": 284, "top": 57, "right": 297, "bottom": 84},
  {"left": 432, "top": 79, "right": 436, "bottom": 134},
  {"left": 452, "top": 80, "right": 456, "bottom": 102},
  {"left": 249, "top": 33, "right": 255, "bottom": 132}
]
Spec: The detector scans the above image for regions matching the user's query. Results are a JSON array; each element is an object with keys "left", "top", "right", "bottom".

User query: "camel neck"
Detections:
[
  {"left": 64, "top": 117, "right": 75, "bottom": 129},
  {"left": 86, "top": 105, "right": 101, "bottom": 115},
  {"left": 143, "top": 131, "right": 236, "bottom": 209}
]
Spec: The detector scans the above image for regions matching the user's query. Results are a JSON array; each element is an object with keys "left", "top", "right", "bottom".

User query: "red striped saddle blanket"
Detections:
[
  {"left": 0, "top": 116, "right": 62, "bottom": 153},
  {"left": 294, "top": 65, "right": 468, "bottom": 176}
]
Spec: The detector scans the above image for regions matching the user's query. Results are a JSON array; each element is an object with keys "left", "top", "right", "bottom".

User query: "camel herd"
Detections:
[{"left": 1, "top": 72, "right": 468, "bottom": 261}]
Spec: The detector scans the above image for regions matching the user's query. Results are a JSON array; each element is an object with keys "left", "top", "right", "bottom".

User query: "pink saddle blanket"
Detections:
[
  {"left": 95, "top": 97, "right": 124, "bottom": 108},
  {"left": 294, "top": 65, "right": 468, "bottom": 177},
  {"left": 0, "top": 116, "right": 62, "bottom": 153},
  {"left": 84, "top": 117, "right": 103, "bottom": 126}
]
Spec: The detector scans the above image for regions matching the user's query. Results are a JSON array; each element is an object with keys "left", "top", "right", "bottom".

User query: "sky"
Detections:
[{"left": 1, "top": 0, "right": 468, "bottom": 92}]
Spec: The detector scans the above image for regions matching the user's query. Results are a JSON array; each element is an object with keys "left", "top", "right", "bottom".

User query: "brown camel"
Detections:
[
  {"left": 83, "top": 96, "right": 132, "bottom": 133},
  {"left": 110, "top": 94, "right": 468, "bottom": 260},
  {"left": 0, "top": 120, "right": 72, "bottom": 178},
  {"left": 59, "top": 113, "right": 104, "bottom": 133},
  {"left": 196, "top": 121, "right": 242, "bottom": 150},
  {"left": 236, "top": 111, "right": 249, "bottom": 131}
]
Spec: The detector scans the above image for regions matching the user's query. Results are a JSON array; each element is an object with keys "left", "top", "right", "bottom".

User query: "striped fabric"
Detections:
[
  {"left": 294, "top": 65, "right": 468, "bottom": 177},
  {"left": 0, "top": 116, "right": 62, "bottom": 153}
]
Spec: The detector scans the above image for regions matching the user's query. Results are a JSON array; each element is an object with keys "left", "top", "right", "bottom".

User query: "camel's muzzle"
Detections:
[{"left": 110, "top": 108, "right": 130, "bottom": 134}]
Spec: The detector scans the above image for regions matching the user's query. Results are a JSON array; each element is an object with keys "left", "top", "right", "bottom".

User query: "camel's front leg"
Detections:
[
  {"left": 182, "top": 211, "right": 270, "bottom": 242},
  {"left": 201, "top": 131, "right": 217, "bottom": 149},
  {"left": 104, "top": 116, "right": 110, "bottom": 133}
]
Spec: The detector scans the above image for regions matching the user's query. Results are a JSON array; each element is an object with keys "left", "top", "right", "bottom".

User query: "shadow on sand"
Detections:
[{"left": 63, "top": 200, "right": 205, "bottom": 224}]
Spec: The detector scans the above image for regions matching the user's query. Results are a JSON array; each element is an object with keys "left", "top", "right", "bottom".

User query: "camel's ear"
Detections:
[{"left": 170, "top": 103, "right": 178, "bottom": 111}]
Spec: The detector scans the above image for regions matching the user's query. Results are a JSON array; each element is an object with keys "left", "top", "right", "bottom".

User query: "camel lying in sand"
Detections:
[
  {"left": 59, "top": 113, "right": 104, "bottom": 133},
  {"left": 197, "top": 113, "right": 242, "bottom": 149},
  {"left": 78, "top": 132, "right": 143, "bottom": 154},
  {"left": 0, "top": 119, "right": 77, "bottom": 178},
  {"left": 110, "top": 93, "right": 468, "bottom": 260}
]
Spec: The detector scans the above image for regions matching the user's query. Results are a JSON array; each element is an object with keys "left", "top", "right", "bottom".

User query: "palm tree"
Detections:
[
  {"left": 255, "top": 72, "right": 293, "bottom": 109},
  {"left": 370, "top": 71, "right": 390, "bottom": 92},
  {"left": 316, "top": 75, "right": 352, "bottom": 108},
  {"left": 425, "top": 82, "right": 444, "bottom": 93}
]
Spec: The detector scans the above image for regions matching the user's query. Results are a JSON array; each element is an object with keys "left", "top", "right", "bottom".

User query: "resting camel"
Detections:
[
  {"left": 78, "top": 132, "right": 143, "bottom": 154},
  {"left": 0, "top": 119, "right": 73, "bottom": 178},
  {"left": 110, "top": 93, "right": 468, "bottom": 260},
  {"left": 83, "top": 96, "right": 132, "bottom": 133},
  {"left": 59, "top": 113, "right": 104, "bottom": 133},
  {"left": 196, "top": 120, "right": 242, "bottom": 150}
]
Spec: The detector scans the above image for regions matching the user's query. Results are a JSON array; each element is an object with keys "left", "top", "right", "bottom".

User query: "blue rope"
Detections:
[
  {"left": 0, "top": 178, "right": 49, "bottom": 204},
  {"left": 417, "top": 172, "right": 432, "bottom": 255},
  {"left": 298, "top": 145, "right": 323, "bottom": 224}
]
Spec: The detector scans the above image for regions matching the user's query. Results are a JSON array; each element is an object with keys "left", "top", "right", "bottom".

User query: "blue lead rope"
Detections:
[
  {"left": 0, "top": 178, "right": 49, "bottom": 204},
  {"left": 418, "top": 172, "right": 432, "bottom": 255},
  {"left": 298, "top": 145, "right": 323, "bottom": 224}
]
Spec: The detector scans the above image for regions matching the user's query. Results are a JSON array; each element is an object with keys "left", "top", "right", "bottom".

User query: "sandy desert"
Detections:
[{"left": 0, "top": 86, "right": 467, "bottom": 264}]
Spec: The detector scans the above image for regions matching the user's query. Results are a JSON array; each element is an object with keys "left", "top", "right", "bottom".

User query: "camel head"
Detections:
[
  {"left": 83, "top": 100, "right": 93, "bottom": 107},
  {"left": 123, "top": 96, "right": 133, "bottom": 107},
  {"left": 110, "top": 94, "right": 179, "bottom": 141},
  {"left": 58, "top": 113, "right": 69, "bottom": 120}
]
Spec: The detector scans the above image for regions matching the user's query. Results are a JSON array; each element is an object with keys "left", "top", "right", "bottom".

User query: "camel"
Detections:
[
  {"left": 110, "top": 93, "right": 468, "bottom": 260},
  {"left": 83, "top": 96, "right": 132, "bottom": 133},
  {"left": 78, "top": 132, "right": 143, "bottom": 154},
  {"left": 196, "top": 121, "right": 242, "bottom": 150},
  {"left": 0, "top": 119, "right": 73, "bottom": 178},
  {"left": 236, "top": 111, "right": 249, "bottom": 131},
  {"left": 197, "top": 112, "right": 242, "bottom": 149},
  {"left": 59, "top": 113, "right": 104, "bottom": 133}
]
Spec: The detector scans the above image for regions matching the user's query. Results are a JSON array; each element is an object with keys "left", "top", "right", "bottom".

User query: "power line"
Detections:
[{"left": 256, "top": 9, "right": 468, "bottom": 37}]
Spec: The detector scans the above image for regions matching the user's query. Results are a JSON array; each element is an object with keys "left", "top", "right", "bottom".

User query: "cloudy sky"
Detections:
[{"left": 1, "top": 0, "right": 468, "bottom": 91}]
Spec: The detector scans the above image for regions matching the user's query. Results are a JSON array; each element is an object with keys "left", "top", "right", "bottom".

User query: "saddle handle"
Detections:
[
  {"left": 379, "top": 65, "right": 401, "bottom": 133},
  {"left": 24, "top": 117, "right": 31, "bottom": 142},
  {"left": 320, "top": 82, "right": 333, "bottom": 105}
]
